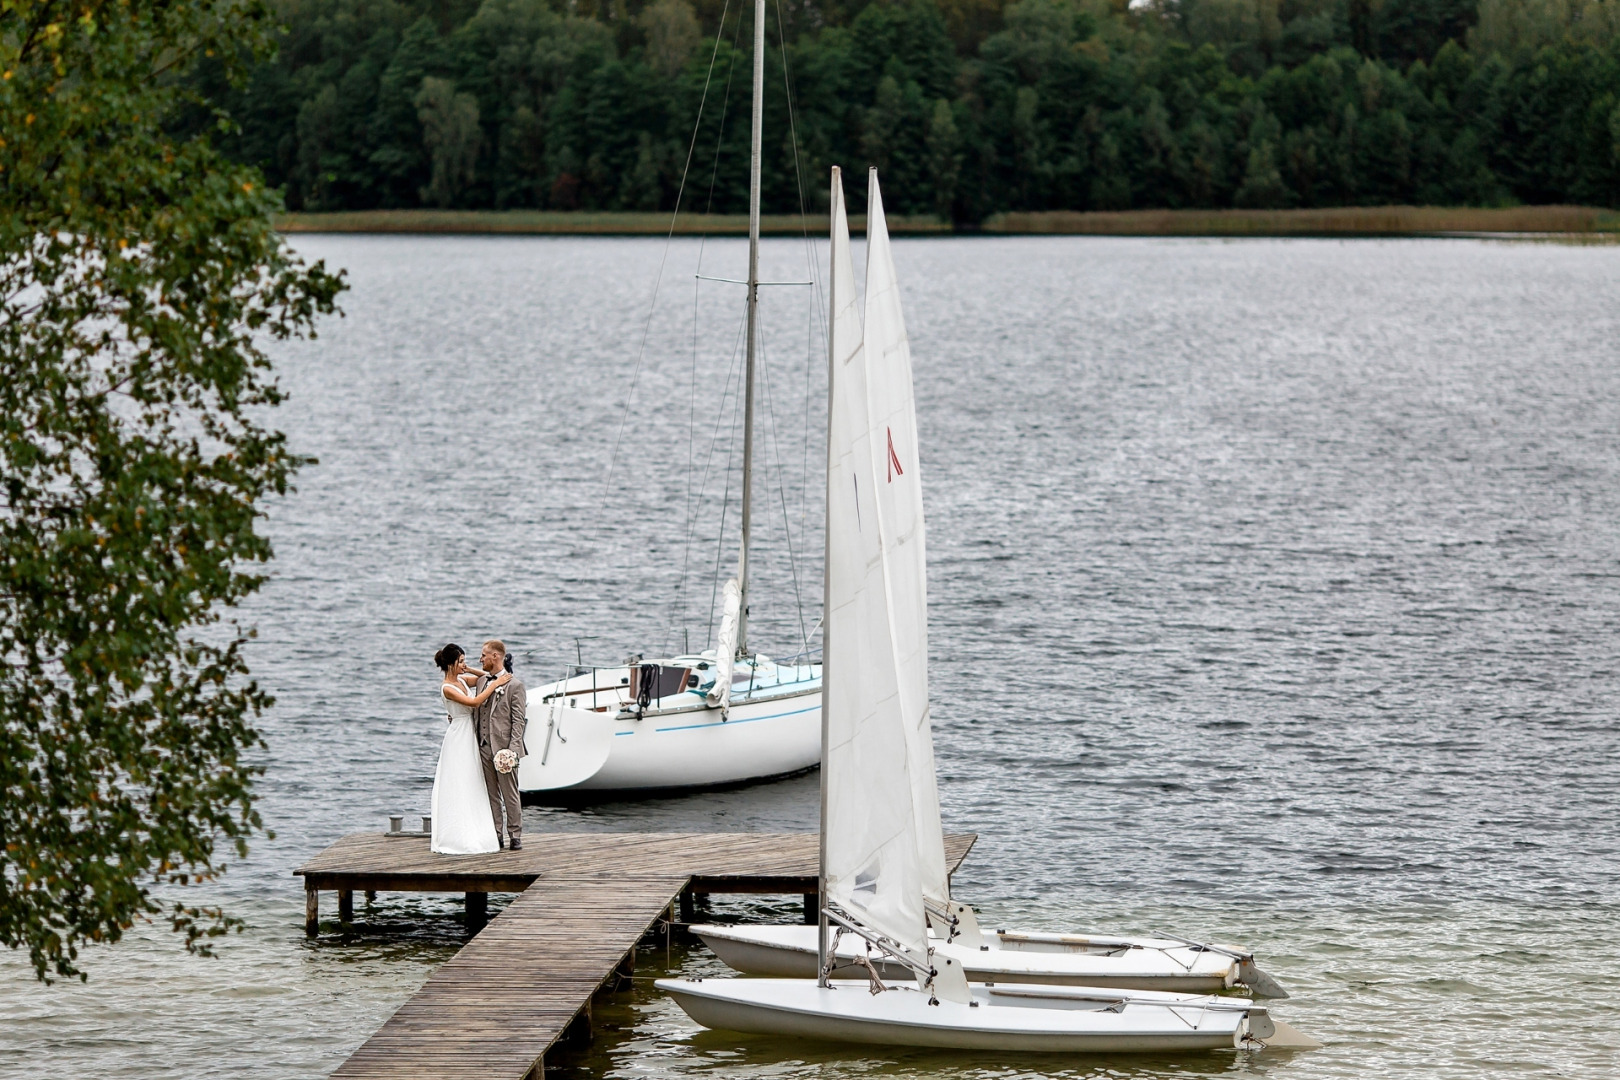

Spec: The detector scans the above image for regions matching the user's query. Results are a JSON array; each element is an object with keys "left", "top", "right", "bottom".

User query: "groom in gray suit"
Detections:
[{"left": 474, "top": 639, "right": 527, "bottom": 850}]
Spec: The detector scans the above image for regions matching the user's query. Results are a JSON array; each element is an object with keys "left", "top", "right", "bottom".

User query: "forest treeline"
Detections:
[{"left": 214, "top": 0, "right": 1620, "bottom": 219}]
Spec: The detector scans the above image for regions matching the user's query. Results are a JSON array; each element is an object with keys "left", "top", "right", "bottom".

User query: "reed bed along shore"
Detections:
[
  {"left": 983, "top": 205, "right": 1620, "bottom": 236},
  {"left": 277, "top": 205, "right": 1620, "bottom": 238},
  {"left": 273, "top": 209, "right": 950, "bottom": 236}
]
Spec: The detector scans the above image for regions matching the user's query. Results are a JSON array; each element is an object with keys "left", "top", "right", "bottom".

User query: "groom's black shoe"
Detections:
[{"left": 508, "top": 837, "right": 522, "bottom": 851}]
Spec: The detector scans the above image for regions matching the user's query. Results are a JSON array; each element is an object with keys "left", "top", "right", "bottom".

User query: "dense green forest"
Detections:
[{"left": 212, "top": 0, "right": 1620, "bottom": 218}]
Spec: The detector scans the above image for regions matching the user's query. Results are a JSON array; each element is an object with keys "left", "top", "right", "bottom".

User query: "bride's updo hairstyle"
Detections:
[{"left": 434, "top": 643, "right": 464, "bottom": 672}]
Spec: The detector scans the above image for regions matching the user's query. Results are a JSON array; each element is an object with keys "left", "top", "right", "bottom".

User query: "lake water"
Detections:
[{"left": 3, "top": 234, "right": 1618, "bottom": 1080}]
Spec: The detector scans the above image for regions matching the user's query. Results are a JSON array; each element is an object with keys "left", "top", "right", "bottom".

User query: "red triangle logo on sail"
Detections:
[{"left": 886, "top": 427, "right": 904, "bottom": 483}]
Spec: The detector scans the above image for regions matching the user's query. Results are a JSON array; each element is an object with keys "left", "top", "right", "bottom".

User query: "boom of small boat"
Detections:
[{"left": 690, "top": 918, "right": 1290, "bottom": 997}]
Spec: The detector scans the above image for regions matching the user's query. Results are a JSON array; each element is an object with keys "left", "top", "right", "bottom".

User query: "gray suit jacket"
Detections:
[{"left": 474, "top": 674, "right": 528, "bottom": 759}]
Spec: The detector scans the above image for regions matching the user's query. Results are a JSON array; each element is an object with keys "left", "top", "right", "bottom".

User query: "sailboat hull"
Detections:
[
  {"left": 692, "top": 923, "right": 1259, "bottom": 994},
  {"left": 656, "top": 978, "right": 1263, "bottom": 1053},
  {"left": 519, "top": 664, "right": 821, "bottom": 797}
]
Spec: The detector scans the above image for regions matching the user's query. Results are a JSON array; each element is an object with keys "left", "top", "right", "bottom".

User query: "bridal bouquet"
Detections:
[{"left": 493, "top": 748, "right": 518, "bottom": 774}]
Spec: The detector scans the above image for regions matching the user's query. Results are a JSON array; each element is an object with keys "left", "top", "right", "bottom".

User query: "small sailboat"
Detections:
[
  {"left": 693, "top": 922, "right": 1281, "bottom": 996},
  {"left": 658, "top": 166, "right": 1314, "bottom": 1053},
  {"left": 517, "top": 23, "right": 822, "bottom": 799}
]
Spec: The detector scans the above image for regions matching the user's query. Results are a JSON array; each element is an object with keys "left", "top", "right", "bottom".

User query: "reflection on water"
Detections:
[{"left": 3, "top": 235, "right": 1618, "bottom": 1079}]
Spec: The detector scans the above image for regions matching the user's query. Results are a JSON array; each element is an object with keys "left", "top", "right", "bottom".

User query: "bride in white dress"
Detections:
[{"left": 430, "top": 643, "right": 508, "bottom": 855}]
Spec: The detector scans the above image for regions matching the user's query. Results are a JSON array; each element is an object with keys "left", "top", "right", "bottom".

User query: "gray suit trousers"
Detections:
[
  {"left": 480, "top": 747, "right": 521, "bottom": 842},
  {"left": 473, "top": 675, "right": 527, "bottom": 842}
]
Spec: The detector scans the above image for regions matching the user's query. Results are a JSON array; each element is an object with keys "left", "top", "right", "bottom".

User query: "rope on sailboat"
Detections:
[
  {"left": 682, "top": 0, "right": 824, "bottom": 658},
  {"left": 671, "top": 305, "right": 748, "bottom": 650},
  {"left": 669, "top": 0, "right": 754, "bottom": 656},
  {"left": 704, "top": 328, "right": 748, "bottom": 645},
  {"left": 658, "top": 0, "right": 825, "bottom": 658},
  {"left": 773, "top": 0, "right": 829, "bottom": 592},
  {"left": 922, "top": 897, "right": 961, "bottom": 940},
  {"left": 755, "top": 313, "right": 811, "bottom": 653},
  {"left": 850, "top": 951, "right": 888, "bottom": 996},
  {"left": 602, "top": 0, "right": 740, "bottom": 497},
  {"left": 822, "top": 907, "right": 937, "bottom": 988},
  {"left": 676, "top": 0, "right": 747, "bottom": 638}
]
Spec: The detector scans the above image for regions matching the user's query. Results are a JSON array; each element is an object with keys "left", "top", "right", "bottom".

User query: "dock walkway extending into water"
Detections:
[{"left": 296, "top": 831, "right": 976, "bottom": 1079}]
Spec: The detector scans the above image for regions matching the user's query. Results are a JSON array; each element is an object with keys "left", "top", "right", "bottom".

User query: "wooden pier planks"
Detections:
[
  {"left": 302, "top": 831, "right": 978, "bottom": 1079},
  {"left": 332, "top": 873, "right": 687, "bottom": 1080},
  {"left": 297, "top": 830, "right": 977, "bottom": 895}
]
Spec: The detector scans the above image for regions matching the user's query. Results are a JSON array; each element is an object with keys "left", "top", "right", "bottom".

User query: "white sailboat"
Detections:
[
  {"left": 658, "top": 166, "right": 1314, "bottom": 1053},
  {"left": 516, "top": 653, "right": 819, "bottom": 798},
  {"left": 517, "top": 16, "right": 821, "bottom": 799}
]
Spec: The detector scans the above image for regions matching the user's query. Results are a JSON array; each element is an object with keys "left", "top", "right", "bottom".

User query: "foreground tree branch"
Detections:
[{"left": 0, "top": 0, "right": 344, "bottom": 981}]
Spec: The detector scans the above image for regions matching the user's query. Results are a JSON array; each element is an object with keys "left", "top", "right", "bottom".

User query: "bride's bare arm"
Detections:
[{"left": 443, "top": 673, "right": 510, "bottom": 707}]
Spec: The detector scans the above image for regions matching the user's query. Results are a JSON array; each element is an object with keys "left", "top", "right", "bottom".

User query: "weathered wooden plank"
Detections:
[
  {"left": 331, "top": 873, "right": 688, "bottom": 1080},
  {"left": 308, "top": 831, "right": 978, "bottom": 1080},
  {"left": 296, "top": 831, "right": 975, "bottom": 891}
]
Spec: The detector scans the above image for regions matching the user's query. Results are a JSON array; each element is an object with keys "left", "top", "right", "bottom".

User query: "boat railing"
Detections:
[
  {"left": 539, "top": 666, "right": 630, "bottom": 712},
  {"left": 540, "top": 654, "right": 822, "bottom": 713}
]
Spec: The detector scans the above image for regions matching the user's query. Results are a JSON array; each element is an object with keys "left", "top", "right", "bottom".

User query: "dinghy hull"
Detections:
[
  {"left": 693, "top": 923, "right": 1264, "bottom": 995},
  {"left": 656, "top": 978, "right": 1261, "bottom": 1053}
]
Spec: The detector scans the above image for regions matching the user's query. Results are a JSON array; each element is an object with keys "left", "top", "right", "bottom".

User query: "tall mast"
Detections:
[
  {"left": 817, "top": 166, "right": 840, "bottom": 989},
  {"left": 734, "top": 0, "right": 766, "bottom": 658}
]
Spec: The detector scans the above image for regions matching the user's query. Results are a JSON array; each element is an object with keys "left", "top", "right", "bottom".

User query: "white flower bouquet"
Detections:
[{"left": 493, "top": 748, "right": 518, "bottom": 774}]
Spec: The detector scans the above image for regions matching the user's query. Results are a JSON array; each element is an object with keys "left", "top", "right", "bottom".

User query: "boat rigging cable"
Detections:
[
  {"left": 602, "top": 0, "right": 737, "bottom": 497},
  {"left": 774, "top": 0, "right": 832, "bottom": 601},
  {"left": 673, "top": 0, "right": 746, "bottom": 641},
  {"left": 671, "top": 0, "right": 752, "bottom": 655},
  {"left": 700, "top": 323, "right": 748, "bottom": 647},
  {"left": 755, "top": 312, "right": 812, "bottom": 654},
  {"left": 661, "top": 0, "right": 824, "bottom": 657}
]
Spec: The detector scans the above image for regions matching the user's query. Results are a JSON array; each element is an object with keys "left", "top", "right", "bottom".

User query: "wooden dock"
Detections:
[{"left": 296, "top": 831, "right": 976, "bottom": 1079}]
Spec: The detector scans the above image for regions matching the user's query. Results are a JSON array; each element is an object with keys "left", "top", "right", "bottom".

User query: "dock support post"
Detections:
[
  {"left": 305, "top": 888, "right": 319, "bottom": 938},
  {"left": 604, "top": 950, "right": 635, "bottom": 993},
  {"left": 365, "top": 890, "right": 376, "bottom": 903},
  {"left": 338, "top": 890, "right": 353, "bottom": 926},
  {"left": 679, "top": 889, "right": 695, "bottom": 923},
  {"left": 802, "top": 893, "right": 816, "bottom": 924},
  {"left": 466, "top": 891, "right": 488, "bottom": 934},
  {"left": 561, "top": 1001, "right": 593, "bottom": 1045}
]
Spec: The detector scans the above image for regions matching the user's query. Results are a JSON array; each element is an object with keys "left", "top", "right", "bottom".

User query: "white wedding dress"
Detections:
[{"left": 431, "top": 679, "right": 500, "bottom": 855}]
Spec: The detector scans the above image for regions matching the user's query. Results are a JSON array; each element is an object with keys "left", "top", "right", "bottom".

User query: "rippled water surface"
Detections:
[{"left": 4, "top": 235, "right": 1619, "bottom": 1079}]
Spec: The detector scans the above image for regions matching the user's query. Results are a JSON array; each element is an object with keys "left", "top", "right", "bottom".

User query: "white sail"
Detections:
[
  {"left": 822, "top": 168, "right": 928, "bottom": 959},
  {"left": 861, "top": 172, "right": 951, "bottom": 910}
]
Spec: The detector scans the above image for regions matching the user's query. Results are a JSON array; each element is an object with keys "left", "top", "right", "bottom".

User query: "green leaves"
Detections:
[{"left": 1, "top": 0, "right": 343, "bottom": 981}]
